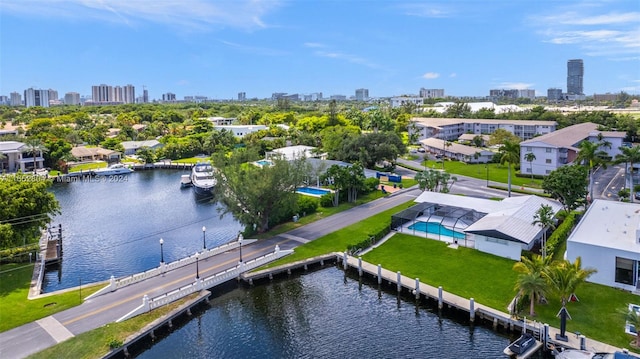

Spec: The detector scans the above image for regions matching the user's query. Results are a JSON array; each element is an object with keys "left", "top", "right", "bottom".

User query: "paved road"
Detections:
[
  {"left": 592, "top": 163, "right": 626, "bottom": 201},
  {"left": 0, "top": 188, "right": 423, "bottom": 359}
]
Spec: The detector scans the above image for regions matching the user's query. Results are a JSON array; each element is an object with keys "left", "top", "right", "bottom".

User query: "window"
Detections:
[
  {"left": 546, "top": 148, "right": 552, "bottom": 153},
  {"left": 545, "top": 170, "right": 551, "bottom": 174},
  {"left": 526, "top": 168, "right": 531, "bottom": 173},
  {"left": 526, "top": 147, "right": 532, "bottom": 151},
  {"left": 615, "top": 257, "right": 635, "bottom": 285},
  {"left": 546, "top": 159, "right": 552, "bottom": 164}
]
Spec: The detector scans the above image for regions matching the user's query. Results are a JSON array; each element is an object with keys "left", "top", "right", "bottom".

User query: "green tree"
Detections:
[
  {"left": 615, "top": 146, "right": 640, "bottom": 203},
  {"left": 532, "top": 204, "right": 555, "bottom": 260},
  {"left": 444, "top": 102, "right": 472, "bottom": 118},
  {"left": 524, "top": 152, "right": 536, "bottom": 180},
  {"left": 542, "top": 165, "right": 588, "bottom": 212},
  {"left": 514, "top": 272, "right": 548, "bottom": 317},
  {"left": 623, "top": 307, "right": 640, "bottom": 347},
  {"left": 576, "top": 140, "right": 608, "bottom": 202},
  {"left": 21, "top": 138, "right": 48, "bottom": 172},
  {"left": 0, "top": 152, "right": 6, "bottom": 172},
  {"left": 0, "top": 174, "right": 60, "bottom": 248},
  {"left": 414, "top": 169, "right": 456, "bottom": 193},
  {"left": 499, "top": 140, "right": 520, "bottom": 197},
  {"left": 321, "top": 163, "right": 366, "bottom": 205},
  {"left": 136, "top": 147, "right": 156, "bottom": 164},
  {"left": 213, "top": 151, "right": 309, "bottom": 233},
  {"left": 488, "top": 128, "right": 521, "bottom": 146}
]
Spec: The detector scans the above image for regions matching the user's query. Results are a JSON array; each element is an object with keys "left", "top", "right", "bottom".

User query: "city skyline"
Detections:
[{"left": 1, "top": 0, "right": 639, "bottom": 100}]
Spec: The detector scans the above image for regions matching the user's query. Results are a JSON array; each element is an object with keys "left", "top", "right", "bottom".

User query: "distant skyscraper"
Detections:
[
  {"left": 0, "top": 96, "right": 8, "bottom": 105},
  {"left": 567, "top": 59, "right": 584, "bottom": 95},
  {"left": 10, "top": 92, "right": 22, "bottom": 106},
  {"left": 238, "top": 92, "right": 246, "bottom": 101},
  {"left": 162, "top": 92, "right": 176, "bottom": 102},
  {"left": 355, "top": 88, "right": 369, "bottom": 101},
  {"left": 24, "top": 88, "right": 49, "bottom": 107},
  {"left": 547, "top": 88, "right": 563, "bottom": 102},
  {"left": 142, "top": 88, "right": 149, "bottom": 103},
  {"left": 92, "top": 84, "right": 114, "bottom": 102},
  {"left": 123, "top": 85, "right": 135, "bottom": 104},
  {"left": 419, "top": 88, "right": 444, "bottom": 98},
  {"left": 113, "top": 86, "right": 123, "bottom": 103},
  {"left": 64, "top": 92, "right": 81, "bottom": 105},
  {"left": 48, "top": 89, "right": 58, "bottom": 102}
]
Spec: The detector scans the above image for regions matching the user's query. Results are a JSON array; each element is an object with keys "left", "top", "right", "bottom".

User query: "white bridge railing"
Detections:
[
  {"left": 117, "top": 245, "right": 292, "bottom": 322},
  {"left": 86, "top": 239, "right": 256, "bottom": 300}
]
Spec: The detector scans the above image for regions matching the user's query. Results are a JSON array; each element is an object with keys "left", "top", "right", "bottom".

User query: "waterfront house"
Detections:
[
  {"left": 566, "top": 199, "right": 640, "bottom": 293},
  {"left": 121, "top": 140, "right": 163, "bottom": 155},
  {"left": 0, "top": 141, "right": 45, "bottom": 172},
  {"left": 70, "top": 146, "right": 122, "bottom": 163}
]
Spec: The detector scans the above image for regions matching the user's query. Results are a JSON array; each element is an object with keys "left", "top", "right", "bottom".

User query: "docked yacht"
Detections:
[
  {"left": 191, "top": 162, "right": 216, "bottom": 196},
  {"left": 92, "top": 163, "right": 133, "bottom": 176}
]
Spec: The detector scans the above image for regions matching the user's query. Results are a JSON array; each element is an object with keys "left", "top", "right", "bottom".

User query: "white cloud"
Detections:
[
  {"left": 313, "top": 50, "right": 381, "bottom": 69},
  {"left": 422, "top": 72, "right": 440, "bottom": 79},
  {"left": 449, "top": 73, "right": 457, "bottom": 78},
  {"left": 304, "top": 42, "right": 325, "bottom": 48},
  {"left": 221, "top": 41, "right": 288, "bottom": 56},
  {"left": 497, "top": 82, "right": 534, "bottom": 90},
  {"left": 1, "top": 0, "right": 283, "bottom": 31},
  {"left": 396, "top": 3, "right": 453, "bottom": 18},
  {"left": 530, "top": 6, "right": 640, "bottom": 58}
]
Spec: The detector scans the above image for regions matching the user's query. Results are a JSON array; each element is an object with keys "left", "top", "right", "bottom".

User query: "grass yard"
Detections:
[
  {"left": 260, "top": 199, "right": 415, "bottom": 266},
  {"left": 0, "top": 263, "right": 101, "bottom": 333},
  {"left": 68, "top": 162, "right": 107, "bottom": 172},
  {"left": 361, "top": 233, "right": 639, "bottom": 352},
  {"left": 420, "top": 160, "right": 543, "bottom": 189},
  {"left": 363, "top": 233, "right": 518, "bottom": 310},
  {"left": 28, "top": 293, "right": 200, "bottom": 359}
]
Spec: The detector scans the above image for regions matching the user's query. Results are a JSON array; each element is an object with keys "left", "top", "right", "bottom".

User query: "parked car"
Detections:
[
  {"left": 635, "top": 192, "right": 640, "bottom": 200},
  {"left": 417, "top": 147, "right": 426, "bottom": 153}
]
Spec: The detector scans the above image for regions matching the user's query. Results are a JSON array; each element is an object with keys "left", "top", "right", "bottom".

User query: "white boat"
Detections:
[
  {"left": 92, "top": 163, "right": 133, "bottom": 176},
  {"left": 504, "top": 333, "right": 540, "bottom": 358},
  {"left": 191, "top": 162, "right": 216, "bottom": 196},
  {"left": 180, "top": 174, "right": 192, "bottom": 188},
  {"left": 550, "top": 343, "right": 636, "bottom": 359}
]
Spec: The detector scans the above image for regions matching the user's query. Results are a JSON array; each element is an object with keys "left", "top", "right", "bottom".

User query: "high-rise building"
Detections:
[
  {"left": 162, "top": 92, "right": 176, "bottom": 102},
  {"left": 92, "top": 84, "right": 114, "bottom": 102},
  {"left": 0, "top": 96, "right": 9, "bottom": 105},
  {"left": 24, "top": 88, "right": 49, "bottom": 107},
  {"left": 113, "top": 86, "right": 123, "bottom": 103},
  {"left": 419, "top": 88, "right": 444, "bottom": 98},
  {"left": 142, "top": 88, "right": 149, "bottom": 103},
  {"left": 10, "top": 92, "right": 22, "bottom": 106},
  {"left": 238, "top": 92, "right": 246, "bottom": 101},
  {"left": 65, "top": 92, "right": 81, "bottom": 105},
  {"left": 355, "top": 88, "right": 369, "bottom": 101},
  {"left": 547, "top": 88, "right": 563, "bottom": 102},
  {"left": 48, "top": 89, "right": 58, "bottom": 102},
  {"left": 123, "top": 85, "right": 135, "bottom": 104},
  {"left": 567, "top": 59, "right": 584, "bottom": 95}
]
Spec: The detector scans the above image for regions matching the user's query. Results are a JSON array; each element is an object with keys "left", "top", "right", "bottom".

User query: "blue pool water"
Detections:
[
  {"left": 408, "top": 221, "right": 466, "bottom": 239},
  {"left": 255, "top": 159, "right": 274, "bottom": 167},
  {"left": 296, "top": 186, "right": 331, "bottom": 196}
]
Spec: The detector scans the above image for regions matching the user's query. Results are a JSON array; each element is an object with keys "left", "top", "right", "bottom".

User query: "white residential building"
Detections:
[
  {"left": 409, "top": 118, "right": 557, "bottom": 142},
  {"left": 519, "top": 122, "right": 625, "bottom": 176},
  {"left": 419, "top": 138, "right": 494, "bottom": 163},
  {"left": 120, "top": 140, "right": 163, "bottom": 155},
  {"left": 566, "top": 199, "right": 640, "bottom": 292},
  {"left": 395, "top": 192, "right": 562, "bottom": 260},
  {"left": 24, "top": 88, "right": 49, "bottom": 108},
  {"left": 215, "top": 125, "right": 267, "bottom": 137},
  {"left": 0, "top": 141, "right": 45, "bottom": 172}
]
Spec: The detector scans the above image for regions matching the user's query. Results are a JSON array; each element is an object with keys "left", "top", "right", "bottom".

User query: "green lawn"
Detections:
[
  {"left": 361, "top": 234, "right": 638, "bottom": 352},
  {"left": 28, "top": 294, "right": 200, "bottom": 359},
  {"left": 419, "top": 160, "right": 543, "bottom": 189},
  {"left": 172, "top": 157, "right": 210, "bottom": 164},
  {"left": 68, "top": 162, "right": 107, "bottom": 172},
  {"left": 260, "top": 199, "right": 415, "bottom": 266},
  {"left": 0, "top": 263, "right": 101, "bottom": 333}
]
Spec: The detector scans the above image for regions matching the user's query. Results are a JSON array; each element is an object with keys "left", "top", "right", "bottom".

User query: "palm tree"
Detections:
[
  {"left": 544, "top": 257, "right": 597, "bottom": 339},
  {"left": 21, "top": 138, "right": 48, "bottom": 172},
  {"left": 514, "top": 272, "right": 548, "bottom": 317},
  {"left": 615, "top": 146, "right": 640, "bottom": 203},
  {"left": 500, "top": 140, "right": 520, "bottom": 197},
  {"left": 624, "top": 307, "right": 640, "bottom": 347},
  {"left": 532, "top": 204, "right": 556, "bottom": 260},
  {"left": 576, "top": 140, "right": 608, "bottom": 203},
  {"left": 513, "top": 254, "right": 552, "bottom": 276},
  {"left": 524, "top": 152, "right": 536, "bottom": 180}
]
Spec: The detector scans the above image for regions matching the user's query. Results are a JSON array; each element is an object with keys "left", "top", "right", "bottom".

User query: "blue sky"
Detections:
[{"left": 1, "top": 0, "right": 639, "bottom": 100}]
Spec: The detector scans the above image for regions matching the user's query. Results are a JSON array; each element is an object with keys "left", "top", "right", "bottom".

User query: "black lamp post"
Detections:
[
  {"left": 195, "top": 252, "right": 200, "bottom": 279},
  {"left": 159, "top": 238, "right": 164, "bottom": 264},
  {"left": 238, "top": 233, "right": 243, "bottom": 263},
  {"left": 202, "top": 226, "right": 206, "bottom": 250}
]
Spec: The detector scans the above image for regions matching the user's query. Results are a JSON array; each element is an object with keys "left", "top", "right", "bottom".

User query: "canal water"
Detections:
[
  {"left": 47, "top": 169, "right": 547, "bottom": 358},
  {"left": 135, "top": 266, "right": 546, "bottom": 359},
  {"left": 45, "top": 169, "right": 241, "bottom": 292}
]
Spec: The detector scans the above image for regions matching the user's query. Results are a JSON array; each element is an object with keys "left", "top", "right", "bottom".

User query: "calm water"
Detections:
[
  {"left": 135, "top": 267, "right": 539, "bottom": 359},
  {"left": 44, "top": 169, "right": 241, "bottom": 292}
]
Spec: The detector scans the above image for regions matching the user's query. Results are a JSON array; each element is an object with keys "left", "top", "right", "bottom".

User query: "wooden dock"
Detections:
[{"left": 44, "top": 238, "right": 62, "bottom": 264}]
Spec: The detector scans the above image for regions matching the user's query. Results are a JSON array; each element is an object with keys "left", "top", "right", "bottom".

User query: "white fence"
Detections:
[
  {"left": 86, "top": 240, "right": 256, "bottom": 300},
  {"left": 117, "top": 245, "right": 292, "bottom": 322}
]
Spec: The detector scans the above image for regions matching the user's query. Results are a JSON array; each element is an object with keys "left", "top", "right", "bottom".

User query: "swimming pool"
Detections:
[
  {"left": 408, "top": 222, "right": 466, "bottom": 239},
  {"left": 296, "top": 186, "right": 332, "bottom": 197},
  {"left": 254, "top": 159, "right": 274, "bottom": 167}
]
